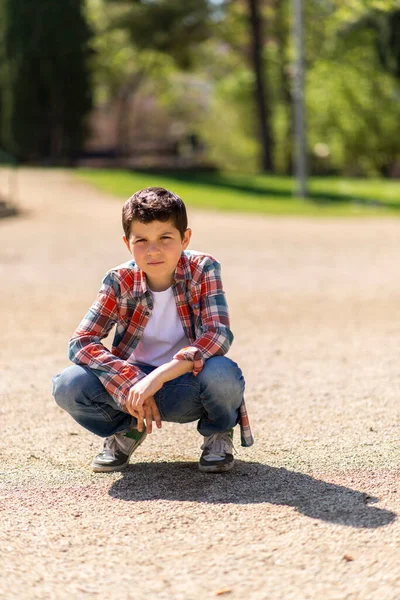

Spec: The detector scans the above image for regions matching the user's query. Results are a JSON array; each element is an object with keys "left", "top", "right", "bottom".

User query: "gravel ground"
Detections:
[{"left": 0, "top": 168, "right": 399, "bottom": 600}]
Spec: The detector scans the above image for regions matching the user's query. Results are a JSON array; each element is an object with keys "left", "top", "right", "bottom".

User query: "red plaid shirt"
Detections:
[{"left": 69, "top": 251, "right": 253, "bottom": 447}]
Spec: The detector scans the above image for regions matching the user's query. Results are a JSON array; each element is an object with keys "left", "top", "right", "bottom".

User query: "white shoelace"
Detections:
[
  {"left": 102, "top": 436, "right": 117, "bottom": 455},
  {"left": 102, "top": 434, "right": 132, "bottom": 455},
  {"left": 201, "top": 432, "right": 234, "bottom": 461}
]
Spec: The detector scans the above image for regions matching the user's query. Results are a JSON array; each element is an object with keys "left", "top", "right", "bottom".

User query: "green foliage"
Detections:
[
  {"left": 376, "top": 10, "right": 400, "bottom": 77},
  {"left": 84, "top": 0, "right": 400, "bottom": 177},
  {"left": 332, "top": 0, "right": 399, "bottom": 23},
  {"left": 178, "top": 2, "right": 262, "bottom": 173},
  {"left": 307, "top": 12, "right": 400, "bottom": 176},
  {"left": 0, "top": 0, "right": 93, "bottom": 160},
  {"left": 339, "top": 8, "right": 400, "bottom": 78},
  {"left": 103, "top": 0, "right": 213, "bottom": 69},
  {"left": 86, "top": 0, "right": 177, "bottom": 106},
  {"left": 200, "top": 67, "right": 259, "bottom": 173}
]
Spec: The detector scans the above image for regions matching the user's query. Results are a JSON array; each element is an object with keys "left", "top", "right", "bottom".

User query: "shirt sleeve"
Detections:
[
  {"left": 68, "top": 271, "right": 145, "bottom": 409},
  {"left": 173, "top": 257, "right": 233, "bottom": 375}
]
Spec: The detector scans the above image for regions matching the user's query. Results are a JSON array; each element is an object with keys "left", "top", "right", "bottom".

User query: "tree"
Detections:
[
  {"left": 87, "top": 0, "right": 181, "bottom": 155},
  {"left": 246, "top": 0, "right": 273, "bottom": 172},
  {"left": 104, "top": 0, "right": 213, "bottom": 69},
  {"left": 0, "top": 0, "right": 93, "bottom": 161},
  {"left": 341, "top": 8, "right": 400, "bottom": 78},
  {"left": 305, "top": 2, "right": 400, "bottom": 177},
  {"left": 84, "top": 0, "right": 400, "bottom": 176},
  {"left": 103, "top": 0, "right": 275, "bottom": 172}
]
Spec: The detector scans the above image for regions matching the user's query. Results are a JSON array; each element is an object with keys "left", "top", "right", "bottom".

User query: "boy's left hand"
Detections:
[
  {"left": 126, "top": 373, "right": 163, "bottom": 416},
  {"left": 131, "top": 396, "right": 162, "bottom": 434}
]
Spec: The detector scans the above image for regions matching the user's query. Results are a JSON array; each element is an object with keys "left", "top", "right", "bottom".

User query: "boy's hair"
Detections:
[{"left": 122, "top": 187, "right": 188, "bottom": 239}]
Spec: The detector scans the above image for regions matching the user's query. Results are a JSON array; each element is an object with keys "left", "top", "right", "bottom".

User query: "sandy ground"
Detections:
[{"left": 0, "top": 168, "right": 399, "bottom": 600}]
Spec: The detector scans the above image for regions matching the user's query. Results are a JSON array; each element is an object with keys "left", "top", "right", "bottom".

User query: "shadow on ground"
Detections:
[{"left": 108, "top": 461, "right": 396, "bottom": 529}]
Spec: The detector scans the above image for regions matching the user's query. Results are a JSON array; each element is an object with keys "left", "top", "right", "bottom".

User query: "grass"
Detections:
[{"left": 76, "top": 168, "right": 400, "bottom": 217}]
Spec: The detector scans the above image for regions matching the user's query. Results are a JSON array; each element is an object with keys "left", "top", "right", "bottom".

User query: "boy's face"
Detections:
[{"left": 123, "top": 219, "right": 191, "bottom": 292}]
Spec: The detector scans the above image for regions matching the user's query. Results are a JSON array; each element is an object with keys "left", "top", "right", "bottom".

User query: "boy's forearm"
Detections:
[{"left": 151, "top": 358, "right": 194, "bottom": 385}]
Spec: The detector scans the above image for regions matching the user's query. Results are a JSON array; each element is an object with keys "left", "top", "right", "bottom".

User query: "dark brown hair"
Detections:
[{"left": 122, "top": 187, "right": 188, "bottom": 239}]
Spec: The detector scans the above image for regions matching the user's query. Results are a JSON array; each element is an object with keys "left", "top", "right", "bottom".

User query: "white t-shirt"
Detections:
[{"left": 130, "top": 287, "right": 190, "bottom": 367}]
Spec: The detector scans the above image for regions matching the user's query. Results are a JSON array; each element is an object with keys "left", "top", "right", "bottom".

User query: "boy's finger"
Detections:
[
  {"left": 144, "top": 405, "right": 153, "bottom": 434},
  {"left": 134, "top": 402, "right": 145, "bottom": 417},
  {"left": 137, "top": 415, "right": 144, "bottom": 432},
  {"left": 151, "top": 401, "right": 162, "bottom": 429},
  {"left": 127, "top": 392, "right": 141, "bottom": 413},
  {"left": 133, "top": 395, "right": 144, "bottom": 408}
]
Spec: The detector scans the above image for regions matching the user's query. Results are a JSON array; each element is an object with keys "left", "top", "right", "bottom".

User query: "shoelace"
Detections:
[
  {"left": 201, "top": 432, "right": 235, "bottom": 457},
  {"left": 103, "top": 436, "right": 117, "bottom": 454},
  {"left": 103, "top": 433, "right": 137, "bottom": 455}
]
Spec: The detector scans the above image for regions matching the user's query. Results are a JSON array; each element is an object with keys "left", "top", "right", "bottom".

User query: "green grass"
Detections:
[{"left": 76, "top": 168, "right": 400, "bottom": 217}]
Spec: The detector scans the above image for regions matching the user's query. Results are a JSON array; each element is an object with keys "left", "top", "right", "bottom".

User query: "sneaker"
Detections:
[
  {"left": 92, "top": 429, "right": 147, "bottom": 473},
  {"left": 199, "top": 429, "right": 234, "bottom": 473}
]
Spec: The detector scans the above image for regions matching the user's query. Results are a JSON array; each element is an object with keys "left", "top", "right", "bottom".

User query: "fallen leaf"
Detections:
[{"left": 343, "top": 554, "right": 354, "bottom": 562}]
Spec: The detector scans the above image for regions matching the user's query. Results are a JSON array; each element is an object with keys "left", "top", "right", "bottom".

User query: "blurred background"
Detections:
[{"left": 1, "top": 0, "right": 400, "bottom": 214}]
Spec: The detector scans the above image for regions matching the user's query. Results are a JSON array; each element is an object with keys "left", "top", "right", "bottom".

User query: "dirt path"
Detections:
[{"left": 1, "top": 168, "right": 399, "bottom": 600}]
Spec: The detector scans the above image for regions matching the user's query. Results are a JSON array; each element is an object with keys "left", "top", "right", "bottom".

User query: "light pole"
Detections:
[{"left": 292, "top": 0, "right": 307, "bottom": 198}]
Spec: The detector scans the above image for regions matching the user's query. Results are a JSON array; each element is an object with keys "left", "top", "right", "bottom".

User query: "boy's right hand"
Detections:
[{"left": 126, "top": 395, "right": 162, "bottom": 434}]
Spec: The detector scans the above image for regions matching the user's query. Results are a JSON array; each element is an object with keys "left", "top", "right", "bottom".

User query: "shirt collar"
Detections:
[{"left": 173, "top": 252, "right": 191, "bottom": 287}]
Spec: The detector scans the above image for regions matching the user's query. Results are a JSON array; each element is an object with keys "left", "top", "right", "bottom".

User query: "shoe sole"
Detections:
[
  {"left": 198, "top": 461, "right": 234, "bottom": 473},
  {"left": 92, "top": 461, "right": 130, "bottom": 473},
  {"left": 91, "top": 431, "right": 147, "bottom": 473}
]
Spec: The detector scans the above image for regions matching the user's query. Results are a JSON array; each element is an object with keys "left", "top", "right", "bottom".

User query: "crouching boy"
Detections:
[{"left": 52, "top": 187, "right": 253, "bottom": 473}]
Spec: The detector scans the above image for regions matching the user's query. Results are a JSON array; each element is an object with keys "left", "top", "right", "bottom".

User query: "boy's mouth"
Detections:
[{"left": 147, "top": 261, "right": 164, "bottom": 266}]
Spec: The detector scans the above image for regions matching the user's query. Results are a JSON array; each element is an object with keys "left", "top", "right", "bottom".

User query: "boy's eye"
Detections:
[
  {"left": 134, "top": 239, "right": 146, "bottom": 244},
  {"left": 161, "top": 236, "right": 172, "bottom": 240}
]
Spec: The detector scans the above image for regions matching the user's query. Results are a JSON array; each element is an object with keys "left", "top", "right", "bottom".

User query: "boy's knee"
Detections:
[
  {"left": 199, "top": 356, "right": 244, "bottom": 404},
  {"left": 52, "top": 365, "right": 91, "bottom": 410}
]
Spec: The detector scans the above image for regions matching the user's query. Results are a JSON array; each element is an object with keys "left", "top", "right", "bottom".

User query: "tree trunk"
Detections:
[
  {"left": 246, "top": 0, "right": 273, "bottom": 172},
  {"left": 275, "top": 0, "right": 293, "bottom": 175},
  {"left": 115, "top": 72, "right": 145, "bottom": 158}
]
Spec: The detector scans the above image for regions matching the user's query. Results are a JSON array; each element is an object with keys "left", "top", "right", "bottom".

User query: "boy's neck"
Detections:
[
  {"left": 149, "top": 283, "right": 172, "bottom": 293},
  {"left": 147, "top": 274, "right": 174, "bottom": 292}
]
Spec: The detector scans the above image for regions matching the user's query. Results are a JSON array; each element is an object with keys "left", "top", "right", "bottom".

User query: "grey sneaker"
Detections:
[
  {"left": 92, "top": 429, "right": 147, "bottom": 473},
  {"left": 199, "top": 429, "right": 234, "bottom": 473}
]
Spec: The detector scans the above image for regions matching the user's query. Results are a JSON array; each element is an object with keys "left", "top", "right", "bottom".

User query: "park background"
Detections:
[
  {"left": 1, "top": 1, "right": 400, "bottom": 599},
  {"left": 1, "top": 0, "right": 400, "bottom": 213}
]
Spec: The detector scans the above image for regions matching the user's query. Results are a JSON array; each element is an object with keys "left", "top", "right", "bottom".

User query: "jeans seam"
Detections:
[
  {"left": 89, "top": 402, "right": 116, "bottom": 423},
  {"left": 90, "top": 389, "right": 114, "bottom": 401},
  {"left": 163, "top": 381, "right": 198, "bottom": 390},
  {"left": 177, "top": 407, "right": 204, "bottom": 424}
]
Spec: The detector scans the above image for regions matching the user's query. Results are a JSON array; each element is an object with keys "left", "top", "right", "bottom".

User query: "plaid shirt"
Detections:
[{"left": 69, "top": 250, "right": 253, "bottom": 447}]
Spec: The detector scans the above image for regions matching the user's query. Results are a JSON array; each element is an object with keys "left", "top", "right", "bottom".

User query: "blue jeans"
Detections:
[{"left": 52, "top": 356, "right": 244, "bottom": 438}]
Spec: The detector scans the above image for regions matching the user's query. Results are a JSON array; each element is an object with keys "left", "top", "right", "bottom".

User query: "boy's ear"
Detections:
[
  {"left": 122, "top": 235, "right": 130, "bottom": 252},
  {"left": 182, "top": 228, "right": 192, "bottom": 249}
]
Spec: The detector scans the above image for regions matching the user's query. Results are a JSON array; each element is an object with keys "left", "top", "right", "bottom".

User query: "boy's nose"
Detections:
[{"left": 147, "top": 243, "right": 161, "bottom": 255}]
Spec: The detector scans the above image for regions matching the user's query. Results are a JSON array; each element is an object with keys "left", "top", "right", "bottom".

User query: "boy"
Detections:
[{"left": 52, "top": 187, "right": 253, "bottom": 473}]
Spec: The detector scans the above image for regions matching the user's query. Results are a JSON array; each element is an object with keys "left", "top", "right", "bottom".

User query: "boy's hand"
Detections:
[
  {"left": 127, "top": 373, "right": 164, "bottom": 415},
  {"left": 126, "top": 373, "right": 164, "bottom": 433},
  {"left": 126, "top": 395, "right": 162, "bottom": 434}
]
